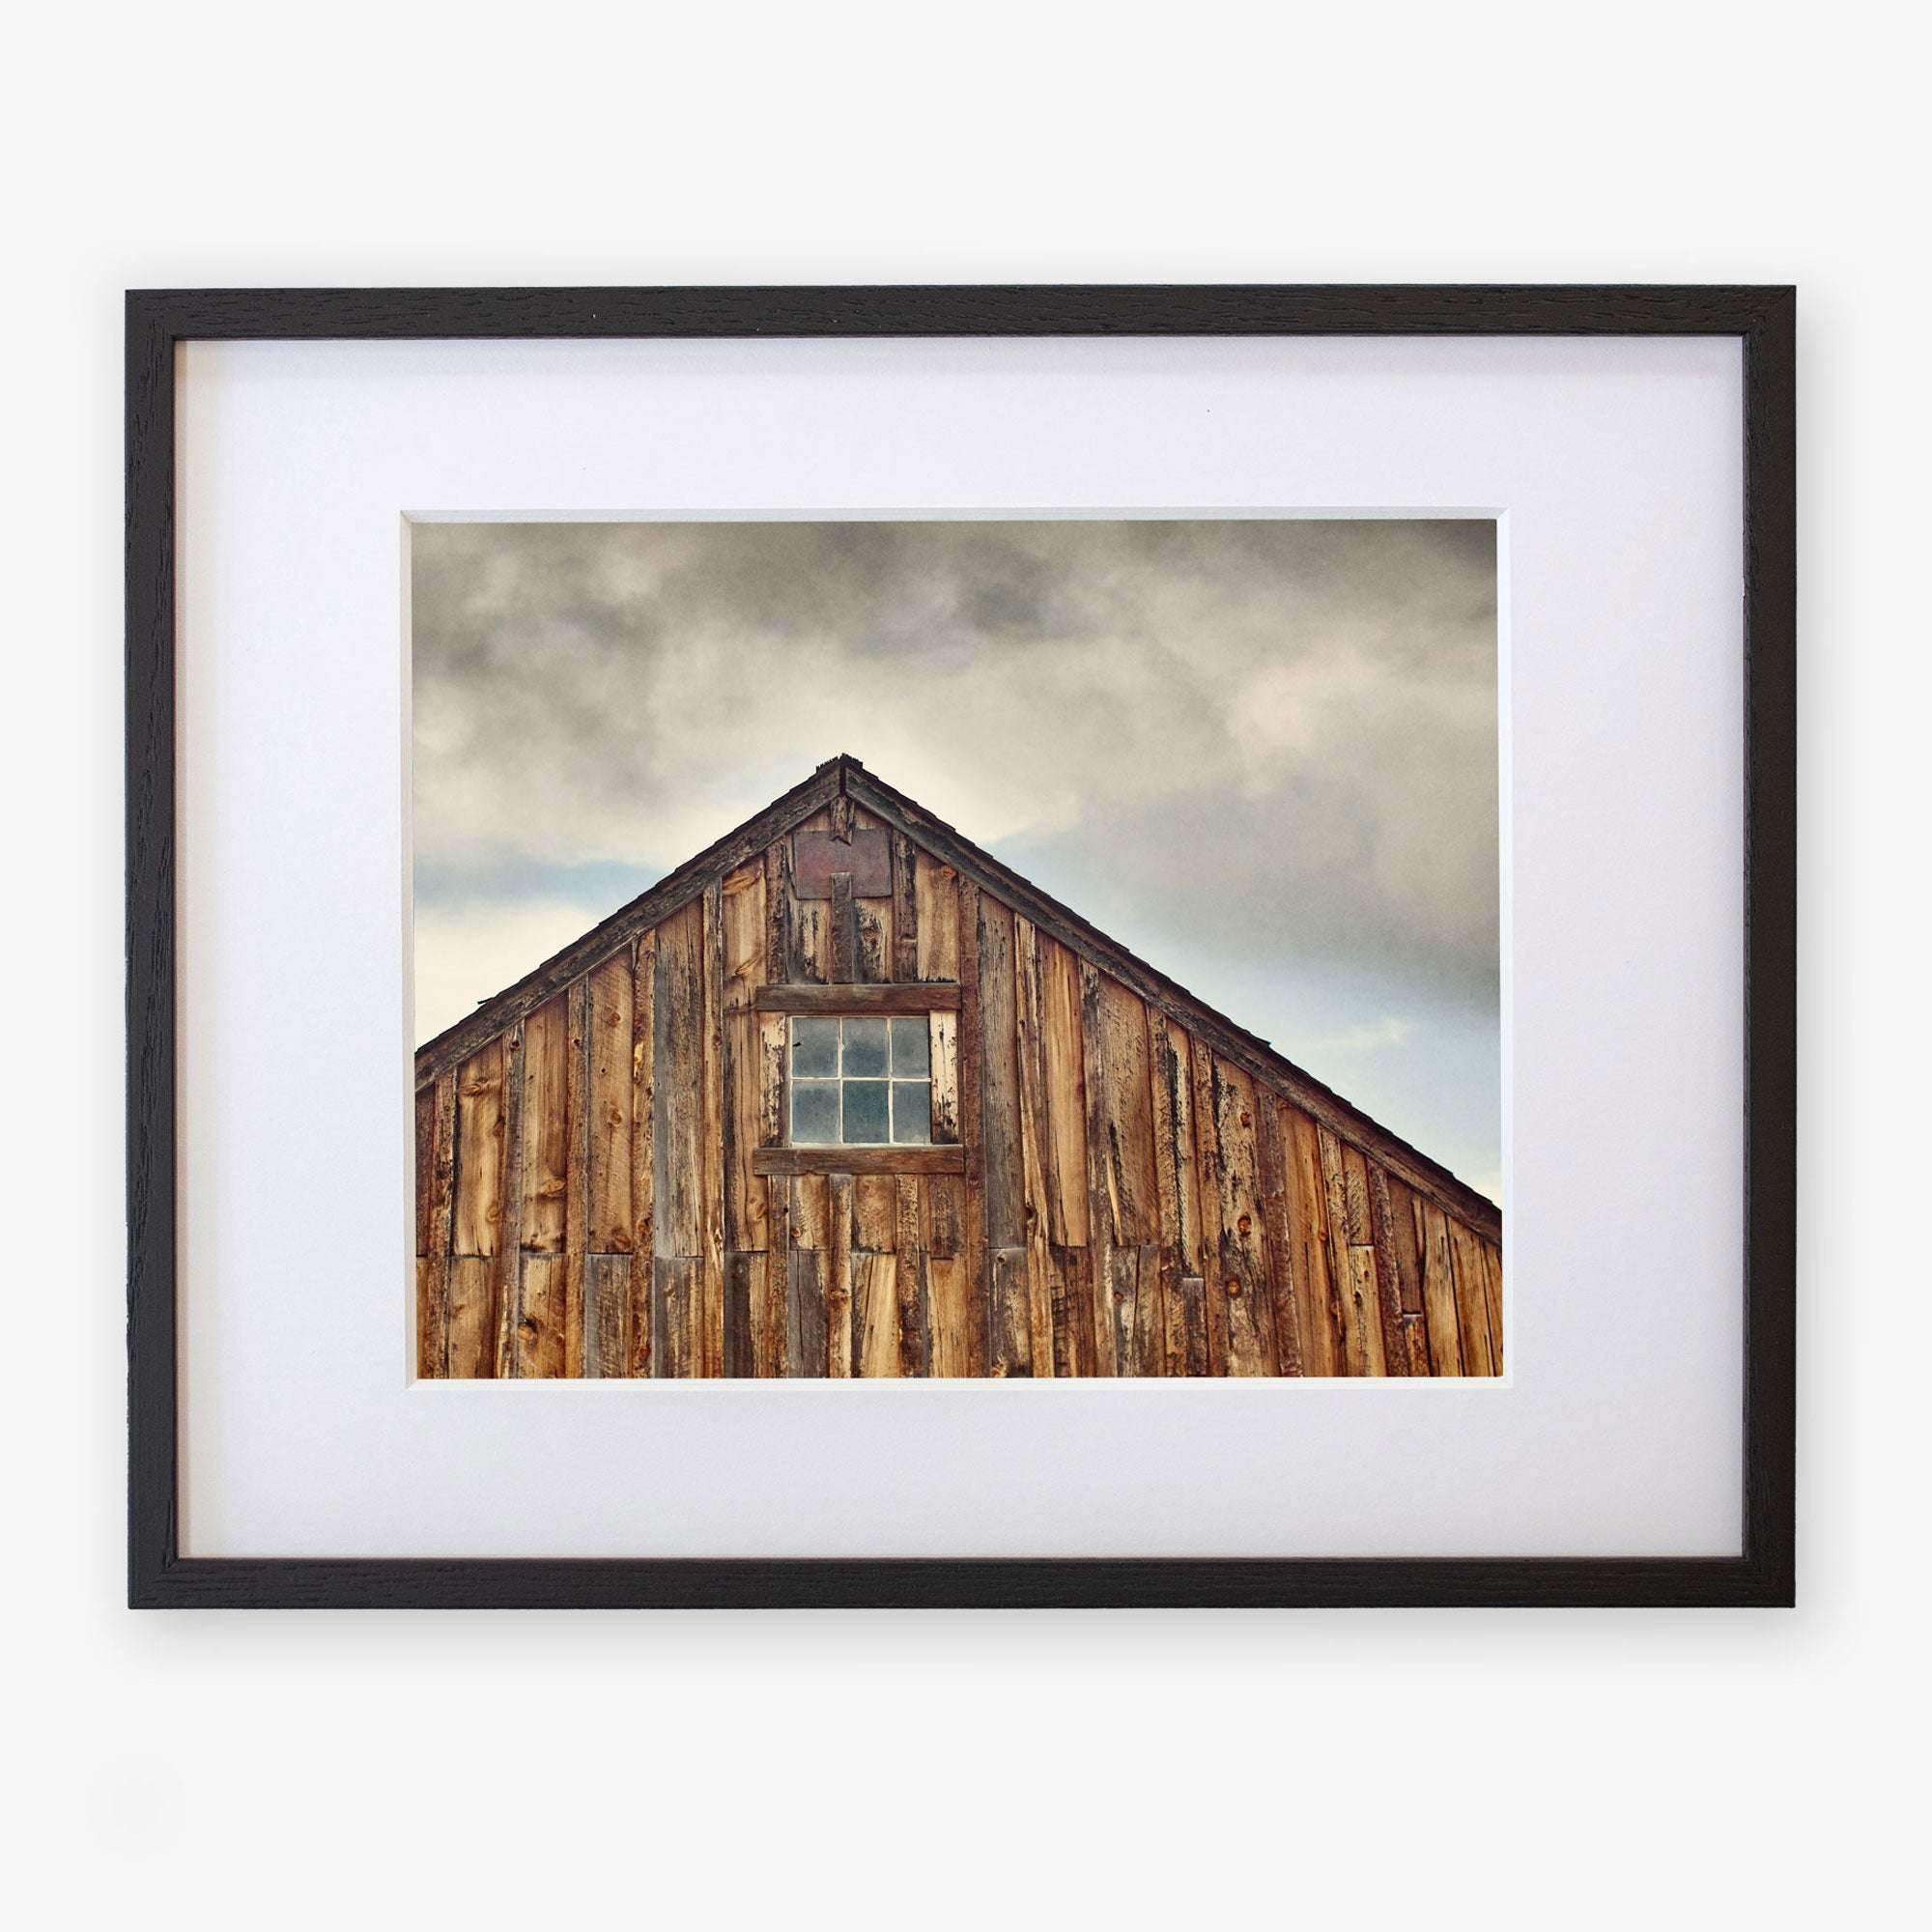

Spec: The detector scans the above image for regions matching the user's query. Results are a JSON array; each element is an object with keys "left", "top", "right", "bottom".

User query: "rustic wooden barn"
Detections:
[{"left": 414, "top": 755, "right": 1502, "bottom": 1379}]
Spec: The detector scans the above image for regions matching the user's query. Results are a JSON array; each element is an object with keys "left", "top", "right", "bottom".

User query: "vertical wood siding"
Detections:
[{"left": 415, "top": 804, "right": 1502, "bottom": 1377}]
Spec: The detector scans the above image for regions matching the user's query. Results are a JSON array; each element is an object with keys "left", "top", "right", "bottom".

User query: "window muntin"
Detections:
[{"left": 789, "top": 1014, "right": 932, "bottom": 1146}]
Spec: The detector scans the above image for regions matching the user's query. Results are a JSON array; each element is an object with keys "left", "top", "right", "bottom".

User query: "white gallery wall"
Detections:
[{"left": 4, "top": 4, "right": 1920, "bottom": 1927}]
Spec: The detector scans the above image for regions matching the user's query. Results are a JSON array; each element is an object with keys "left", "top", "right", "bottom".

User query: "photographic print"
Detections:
[{"left": 411, "top": 516, "right": 1501, "bottom": 1380}]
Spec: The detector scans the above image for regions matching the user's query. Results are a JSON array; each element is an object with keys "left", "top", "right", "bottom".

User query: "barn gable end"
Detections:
[{"left": 414, "top": 756, "right": 1501, "bottom": 1379}]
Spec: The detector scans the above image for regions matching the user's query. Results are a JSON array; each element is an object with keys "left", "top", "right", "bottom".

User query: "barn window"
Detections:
[{"left": 788, "top": 1015, "right": 931, "bottom": 1146}]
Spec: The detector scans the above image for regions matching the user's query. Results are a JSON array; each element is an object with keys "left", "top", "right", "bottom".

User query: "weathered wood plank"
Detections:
[
  {"left": 452, "top": 1037, "right": 504, "bottom": 1258},
  {"left": 854, "top": 1250, "right": 898, "bottom": 1377},
  {"left": 1415, "top": 1199, "right": 1464, "bottom": 1377},
  {"left": 1176, "top": 1274, "right": 1209, "bottom": 1377},
  {"left": 830, "top": 870, "right": 859, "bottom": 983},
  {"left": 856, "top": 895, "right": 890, "bottom": 983},
  {"left": 651, "top": 901, "right": 705, "bottom": 1259},
  {"left": 955, "top": 877, "right": 989, "bottom": 1377},
  {"left": 785, "top": 1247, "right": 826, "bottom": 1378},
  {"left": 793, "top": 895, "right": 832, "bottom": 984},
  {"left": 827, "top": 1173, "right": 855, "bottom": 1377},
  {"left": 519, "top": 994, "right": 570, "bottom": 1256},
  {"left": 698, "top": 880, "right": 727, "bottom": 1378},
  {"left": 895, "top": 1177, "right": 931, "bottom": 1377},
  {"left": 927, "top": 1256, "right": 969, "bottom": 1377},
  {"left": 1038, "top": 937, "right": 1092, "bottom": 1251},
  {"left": 1012, "top": 917, "right": 1058, "bottom": 1378},
  {"left": 753, "top": 1146, "right": 967, "bottom": 1178},
  {"left": 491, "top": 1023, "right": 527, "bottom": 1378},
  {"left": 1206, "top": 1054, "right": 1278, "bottom": 1377},
  {"left": 787, "top": 807, "right": 834, "bottom": 984},
  {"left": 515, "top": 1254, "right": 570, "bottom": 1378},
  {"left": 1368, "top": 1163, "right": 1423, "bottom": 1377},
  {"left": 1386, "top": 1175, "right": 1432, "bottom": 1344},
  {"left": 978, "top": 895, "right": 1025, "bottom": 1246},
  {"left": 753, "top": 980, "right": 960, "bottom": 1014},
  {"left": 1482, "top": 1238, "right": 1505, "bottom": 1374},
  {"left": 1100, "top": 1245, "right": 1148, "bottom": 1377},
  {"left": 1188, "top": 1023, "right": 1228, "bottom": 1377},
  {"left": 585, "top": 1253, "right": 632, "bottom": 1378},
  {"left": 1346, "top": 1247, "right": 1385, "bottom": 1378},
  {"left": 563, "top": 977, "right": 590, "bottom": 1375},
  {"left": 764, "top": 838, "right": 795, "bottom": 986},
  {"left": 445, "top": 1257, "right": 495, "bottom": 1378},
  {"left": 1148, "top": 1013, "right": 1196, "bottom": 1376},
  {"left": 428, "top": 1069, "right": 458, "bottom": 1246},
  {"left": 413, "top": 1081, "right": 436, "bottom": 1257},
  {"left": 791, "top": 1171, "right": 831, "bottom": 1250},
  {"left": 630, "top": 932, "right": 655, "bottom": 1263},
  {"left": 1046, "top": 1242, "right": 1092, "bottom": 1378},
  {"left": 721, "top": 862, "right": 768, "bottom": 1262},
  {"left": 651, "top": 901, "right": 705, "bottom": 1378},
  {"left": 724, "top": 1252, "right": 759, "bottom": 1378},
  {"left": 929, "top": 1009, "right": 959, "bottom": 1143},
  {"left": 568, "top": 958, "right": 630, "bottom": 1260},
  {"left": 925, "top": 1175, "right": 964, "bottom": 1259},
  {"left": 990, "top": 1246, "right": 1032, "bottom": 1376},
  {"left": 853, "top": 1173, "right": 897, "bottom": 1251},
  {"left": 586, "top": 952, "right": 634, "bottom": 1253},
  {"left": 914, "top": 853, "right": 960, "bottom": 980},
  {"left": 757, "top": 1009, "right": 787, "bottom": 1152},
  {"left": 1341, "top": 1143, "right": 1388, "bottom": 1377},
  {"left": 1448, "top": 1216, "right": 1498, "bottom": 1377},
  {"left": 1079, "top": 962, "right": 1122, "bottom": 1377},
  {"left": 416, "top": 1070, "right": 456, "bottom": 1378},
  {"left": 651, "top": 1255, "right": 698, "bottom": 1378},
  {"left": 414, "top": 1259, "right": 446, "bottom": 1380},
  {"left": 1285, "top": 1104, "right": 1344, "bottom": 1377},
  {"left": 1318, "top": 1123, "right": 1370, "bottom": 1376},
  {"left": 1254, "top": 1089, "right": 1305, "bottom": 1376},
  {"left": 1094, "top": 979, "right": 1161, "bottom": 1243},
  {"left": 760, "top": 1176, "right": 790, "bottom": 1377},
  {"left": 891, "top": 829, "right": 920, "bottom": 981}
]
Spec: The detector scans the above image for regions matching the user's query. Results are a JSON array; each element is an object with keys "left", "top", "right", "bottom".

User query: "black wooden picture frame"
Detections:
[{"left": 127, "top": 284, "right": 1795, "bottom": 1608}]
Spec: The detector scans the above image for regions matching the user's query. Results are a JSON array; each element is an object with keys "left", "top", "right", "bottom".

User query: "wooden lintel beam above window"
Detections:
[
  {"left": 753, "top": 982, "right": 960, "bottom": 1014},
  {"left": 752, "top": 1146, "right": 968, "bottom": 1178}
]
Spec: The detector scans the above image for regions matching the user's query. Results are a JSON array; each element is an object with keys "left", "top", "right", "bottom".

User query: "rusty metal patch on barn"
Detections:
[{"left": 792, "top": 826, "right": 892, "bottom": 898}]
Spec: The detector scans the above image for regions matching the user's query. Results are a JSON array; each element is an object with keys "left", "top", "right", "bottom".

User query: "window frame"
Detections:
[{"left": 785, "top": 1011, "right": 933, "bottom": 1150}]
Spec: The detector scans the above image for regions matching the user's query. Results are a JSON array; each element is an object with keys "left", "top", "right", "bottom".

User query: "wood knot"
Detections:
[
  {"left": 1236, "top": 1212, "right": 1252, "bottom": 1236},
  {"left": 1225, "top": 1278, "right": 1241, "bottom": 1296}
]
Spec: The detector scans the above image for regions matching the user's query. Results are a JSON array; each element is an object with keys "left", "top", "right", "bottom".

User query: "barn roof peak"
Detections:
[
  {"left": 412, "top": 752, "right": 1499, "bottom": 1234},
  {"left": 815, "top": 752, "right": 867, "bottom": 787}
]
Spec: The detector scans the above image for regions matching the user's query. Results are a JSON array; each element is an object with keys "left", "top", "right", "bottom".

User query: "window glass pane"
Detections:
[
  {"left": 891, "top": 1081, "right": 932, "bottom": 1144},
  {"left": 890, "top": 1016, "right": 930, "bottom": 1076},
  {"left": 841, "top": 1017, "right": 889, "bottom": 1077},
  {"left": 842, "top": 1079, "right": 890, "bottom": 1143},
  {"left": 790, "top": 1080, "right": 839, "bottom": 1145},
  {"left": 792, "top": 1017, "right": 838, "bottom": 1077}
]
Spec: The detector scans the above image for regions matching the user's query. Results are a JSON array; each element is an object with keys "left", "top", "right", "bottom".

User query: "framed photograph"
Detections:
[{"left": 128, "top": 284, "right": 1794, "bottom": 1607}]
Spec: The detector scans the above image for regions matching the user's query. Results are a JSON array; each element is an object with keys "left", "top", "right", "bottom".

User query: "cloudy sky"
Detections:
[{"left": 412, "top": 517, "right": 1500, "bottom": 1199}]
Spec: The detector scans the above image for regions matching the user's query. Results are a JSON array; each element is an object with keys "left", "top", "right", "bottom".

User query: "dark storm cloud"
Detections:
[{"left": 413, "top": 516, "right": 1497, "bottom": 990}]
